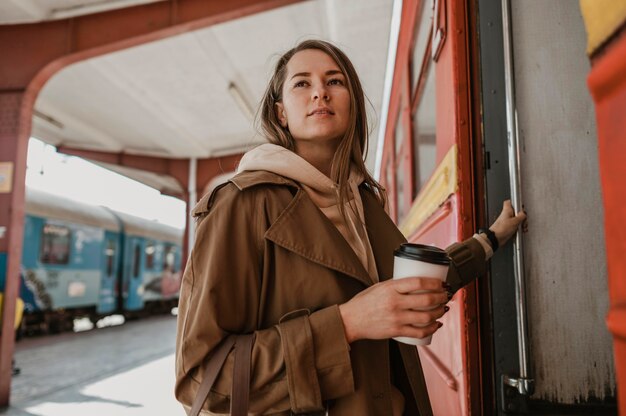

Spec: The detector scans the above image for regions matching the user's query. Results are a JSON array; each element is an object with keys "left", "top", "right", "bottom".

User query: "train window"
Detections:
[
  {"left": 40, "top": 224, "right": 71, "bottom": 265},
  {"left": 105, "top": 239, "right": 115, "bottom": 277},
  {"left": 410, "top": 1, "right": 434, "bottom": 91},
  {"left": 145, "top": 242, "right": 155, "bottom": 269},
  {"left": 132, "top": 244, "right": 141, "bottom": 278},
  {"left": 412, "top": 57, "right": 437, "bottom": 195},
  {"left": 163, "top": 245, "right": 177, "bottom": 273}
]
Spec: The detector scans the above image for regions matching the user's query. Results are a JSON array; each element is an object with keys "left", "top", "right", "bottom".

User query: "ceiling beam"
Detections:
[
  {"left": 56, "top": 145, "right": 242, "bottom": 191},
  {"left": 57, "top": 145, "right": 186, "bottom": 177}
]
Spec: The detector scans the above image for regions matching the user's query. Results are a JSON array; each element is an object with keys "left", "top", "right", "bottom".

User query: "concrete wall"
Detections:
[{"left": 511, "top": 1, "right": 615, "bottom": 403}]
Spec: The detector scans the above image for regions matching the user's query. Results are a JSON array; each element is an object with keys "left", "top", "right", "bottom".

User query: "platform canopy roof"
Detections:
[{"left": 1, "top": 0, "right": 394, "bottom": 196}]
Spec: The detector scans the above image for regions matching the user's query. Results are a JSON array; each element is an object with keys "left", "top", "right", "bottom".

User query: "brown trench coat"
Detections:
[{"left": 175, "top": 170, "right": 487, "bottom": 415}]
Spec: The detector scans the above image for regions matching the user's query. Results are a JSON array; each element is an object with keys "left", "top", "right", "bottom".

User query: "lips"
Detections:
[{"left": 308, "top": 107, "right": 335, "bottom": 116}]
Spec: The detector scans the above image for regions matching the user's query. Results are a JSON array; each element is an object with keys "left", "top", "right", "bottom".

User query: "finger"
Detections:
[
  {"left": 398, "top": 308, "right": 442, "bottom": 326},
  {"left": 397, "top": 320, "right": 442, "bottom": 339},
  {"left": 502, "top": 200, "right": 514, "bottom": 216},
  {"left": 398, "top": 292, "right": 448, "bottom": 310},
  {"left": 393, "top": 277, "right": 447, "bottom": 294}
]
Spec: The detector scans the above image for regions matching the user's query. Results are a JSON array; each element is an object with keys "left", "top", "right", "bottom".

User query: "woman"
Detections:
[{"left": 175, "top": 40, "right": 525, "bottom": 415}]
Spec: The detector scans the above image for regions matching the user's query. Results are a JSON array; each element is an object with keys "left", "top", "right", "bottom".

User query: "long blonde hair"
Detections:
[{"left": 259, "top": 39, "right": 387, "bottom": 214}]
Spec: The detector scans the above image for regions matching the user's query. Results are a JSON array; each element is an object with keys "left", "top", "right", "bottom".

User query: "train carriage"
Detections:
[
  {"left": 21, "top": 188, "right": 121, "bottom": 322},
  {"left": 5, "top": 188, "right": 183, "bottom": 332}
]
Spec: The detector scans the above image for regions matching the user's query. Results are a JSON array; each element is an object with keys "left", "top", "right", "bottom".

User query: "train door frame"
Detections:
[
  {"left": 476, "top": 1, "right": 618, "bottom": 414},
  {"left": 475, "top": 0, "right": 526, "bottom": 413}
]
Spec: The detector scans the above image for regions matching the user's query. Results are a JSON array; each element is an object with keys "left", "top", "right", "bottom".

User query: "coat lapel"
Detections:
[
  {"left": 265, "top": 189, "right": 373, "bottom": 287},
  {"left": 360, "top": 188, "right": 407, "bottom": 282}
]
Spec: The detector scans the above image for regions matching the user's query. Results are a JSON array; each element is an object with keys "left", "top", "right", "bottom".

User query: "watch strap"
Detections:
[{"left": 479, "top": 228, "right": 499, "bottom": 252}]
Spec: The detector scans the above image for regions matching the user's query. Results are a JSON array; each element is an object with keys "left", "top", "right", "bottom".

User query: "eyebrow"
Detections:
[{"left": 290, "top": 70, "right": 344, "bottom": 80}]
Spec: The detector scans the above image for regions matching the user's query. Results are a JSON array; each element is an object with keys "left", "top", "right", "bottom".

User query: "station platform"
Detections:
[{"left": 0, "top": 315, "right": 183, "bottom": 416}]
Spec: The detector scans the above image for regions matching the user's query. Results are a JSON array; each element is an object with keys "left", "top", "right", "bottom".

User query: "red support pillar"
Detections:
[
  {"left": 587, "top": 30, "right": 626, "bottom": 414},
  {"left": 0, "top": 90, "right": 31, "bottom": 406}
]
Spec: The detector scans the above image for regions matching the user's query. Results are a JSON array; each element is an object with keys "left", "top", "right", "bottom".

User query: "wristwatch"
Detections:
[{"left": 478, "top": 228, "right": 499, "bottom": 252}]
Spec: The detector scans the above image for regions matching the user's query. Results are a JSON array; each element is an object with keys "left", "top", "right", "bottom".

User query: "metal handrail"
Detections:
[{"left": 501, "top": 0, "right": 534, "bottom": 395}]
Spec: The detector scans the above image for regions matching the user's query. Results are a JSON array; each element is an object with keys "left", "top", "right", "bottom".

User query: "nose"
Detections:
[{"left": 312, "top": 84, "right": 329, "bottom": 101}]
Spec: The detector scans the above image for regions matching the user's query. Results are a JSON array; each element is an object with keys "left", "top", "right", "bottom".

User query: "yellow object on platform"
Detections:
[
  {"left": 0, "top": 294, "right": 24, "bottom": 331},
  {"left": 580, "top": 0, "right": 626, "bottom": 55}
]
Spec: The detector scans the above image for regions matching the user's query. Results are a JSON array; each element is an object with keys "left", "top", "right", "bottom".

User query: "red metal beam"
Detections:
[
  {"left": 57, "top": 146, "right": 188, "bottom": 182},
  {"left": 0, "top": 0, "right": 305, "bottom": 91}
]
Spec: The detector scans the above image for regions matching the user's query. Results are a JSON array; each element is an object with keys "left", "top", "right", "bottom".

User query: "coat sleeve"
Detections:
[
  {"left": 445, "top": 237, "right": 488, "bottom": 293},
  {"left": 175, "top": 184, "right": 353, "bottom": 415}
]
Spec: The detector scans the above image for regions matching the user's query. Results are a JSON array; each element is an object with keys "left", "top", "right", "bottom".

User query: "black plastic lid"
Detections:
[{"left": 393, "top": 243, "right": 450, "bottom": 265}]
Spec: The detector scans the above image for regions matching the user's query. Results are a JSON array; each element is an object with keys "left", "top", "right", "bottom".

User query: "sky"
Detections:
[{"left": 25, "top": 137, "right": 186, "bottom": 230}]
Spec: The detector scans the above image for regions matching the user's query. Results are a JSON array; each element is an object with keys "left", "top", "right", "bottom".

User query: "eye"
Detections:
[
  {"left": 328, "top": 78, "right": 345, "bottom": 86},
  {"left": 294, "top": 80, "right": 309, "bottom": 88}
]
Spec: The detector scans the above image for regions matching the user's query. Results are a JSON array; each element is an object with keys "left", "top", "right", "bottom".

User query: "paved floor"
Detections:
[{"left": 0, "top": 315, "right": 185, "bottom": 416}]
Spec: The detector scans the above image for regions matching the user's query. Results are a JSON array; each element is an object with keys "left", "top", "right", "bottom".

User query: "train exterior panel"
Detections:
[{"left": 20, "top": 215, "right": 103, "bottom": 311}]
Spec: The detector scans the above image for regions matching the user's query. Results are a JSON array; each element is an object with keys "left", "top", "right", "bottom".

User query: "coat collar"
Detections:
[
  {"left": 191, "top": 171, "right": 298, "bottom": 218},
  {"left": 230, "top": 170, "right": 299, "bottom": 191},
  {"left": 233, "top": 170, "right": 406, "bottom": 286}
]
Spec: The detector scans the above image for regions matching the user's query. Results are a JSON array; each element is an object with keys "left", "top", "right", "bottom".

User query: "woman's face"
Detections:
[{"left": 275, "top": 49, "right": 351, "bottom": 147}]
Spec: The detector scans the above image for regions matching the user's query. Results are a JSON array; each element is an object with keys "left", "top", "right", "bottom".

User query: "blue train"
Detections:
[{"left": 1, "top": 188, "right": 183, "bottom": 333}]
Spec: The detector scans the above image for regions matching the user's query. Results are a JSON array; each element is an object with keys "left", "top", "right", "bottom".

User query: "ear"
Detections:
[{"left": 275, "top": 102, "right": 288, "bottom": 128}]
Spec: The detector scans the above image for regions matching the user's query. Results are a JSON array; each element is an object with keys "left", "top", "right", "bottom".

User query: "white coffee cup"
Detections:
[{"left": 392, "top": 243, "right": 450, "bottom": 346}]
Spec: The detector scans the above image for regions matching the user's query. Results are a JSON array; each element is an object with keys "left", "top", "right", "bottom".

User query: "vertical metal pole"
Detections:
[
  {"left": 187, "top": 157, "right": 197, "bottom": 256},
  {"left": 374, "top": 0, "right": 403, "bottom": 180},
  {"left": 501, "top": 0, "right": 534, "bottom": 395}
]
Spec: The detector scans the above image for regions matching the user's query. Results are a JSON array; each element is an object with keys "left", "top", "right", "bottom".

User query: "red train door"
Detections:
[{"left": 379, "top": 0, "right": 481, "bottom": 414}]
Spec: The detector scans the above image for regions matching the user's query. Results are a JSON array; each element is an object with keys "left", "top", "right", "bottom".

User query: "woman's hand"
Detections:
[
  {"left": 338, "top": 277, "right": 449, "bottom": 343},
  {"left": 489, "top": 200, "right": 527, "bottom": 247}
]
